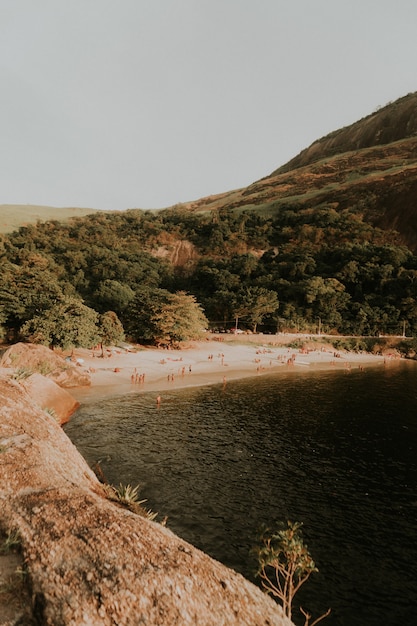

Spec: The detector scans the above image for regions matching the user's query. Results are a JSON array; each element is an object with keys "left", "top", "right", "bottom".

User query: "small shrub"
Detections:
[
  {"left": 254, "top": 521, "right": 330, "bottom": 625},
  {"left": 114, "top": 483, "right": 143, "bottom": 504},
  {"left": 329, "top": 337, "right": 383, "bottom": 353},
  {"left": 38, "top": 360, "right": 54, "bottom": 376},
  {"left": 44, "top": 407, "right": 59, "bottom": 422},
  {"left": 11, "top": 367, "right": 33, "bottom": 380},
  {"left": 110, "top": 483, "right": 159, "bottom": 522},
  {"left": 0, "top": 529, "right": 21, "bottom": 554},
  {"left": 286, "top": 340, "right": 303, "bottom": 349}
]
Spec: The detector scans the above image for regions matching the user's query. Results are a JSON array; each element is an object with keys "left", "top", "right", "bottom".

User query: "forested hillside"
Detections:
[
  {"left": 0, "top": 203, "right": 416, "bottom": 345},
  {"left": 2, "top": 92, "right": 417, "bottom": 347}
]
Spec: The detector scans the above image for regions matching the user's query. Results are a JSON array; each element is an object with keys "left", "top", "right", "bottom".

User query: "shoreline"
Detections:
[{"left": 69, "top": 334, "right": 389, "bottom": 404}]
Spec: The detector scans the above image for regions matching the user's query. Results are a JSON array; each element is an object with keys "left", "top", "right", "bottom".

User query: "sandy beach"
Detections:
[{"left": 69, "top": 334, "right": 388, "bottom": 404}]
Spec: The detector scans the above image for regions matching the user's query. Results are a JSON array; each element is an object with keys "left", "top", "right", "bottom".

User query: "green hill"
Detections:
[{"left": 0, "top": 205, "right": 101, "bottom": 234}]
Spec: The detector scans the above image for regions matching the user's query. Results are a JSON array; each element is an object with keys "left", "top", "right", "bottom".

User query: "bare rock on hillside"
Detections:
[
  {"left": 0, "top": 343, "right": 90, "bottom": 388},
  {"left": 0, "top": 378, "right": 293, "bottom": 626},
  {"left": 20, "top": 373, "right": 79, "bottom": 424},
  {"left": 153, "top": 239, "right": 199, "bottom": 267}
]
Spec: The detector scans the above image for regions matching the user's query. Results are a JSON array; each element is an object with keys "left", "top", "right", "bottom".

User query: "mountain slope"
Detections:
[
  {"left": 183, "top": 91, "right": 417, "bottom": 252},
  {"left": 273, "top": 91, "right": 417, "bottom": 174}
]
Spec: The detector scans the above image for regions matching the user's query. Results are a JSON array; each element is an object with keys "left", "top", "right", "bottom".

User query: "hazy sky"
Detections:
[{"left": 1, "top": 0, "right": 416, "bottom": 211}]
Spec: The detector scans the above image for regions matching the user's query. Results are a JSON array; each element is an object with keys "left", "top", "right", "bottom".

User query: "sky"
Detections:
[{"left": 1, "top": 0, "right": 417, "bottom": 211}]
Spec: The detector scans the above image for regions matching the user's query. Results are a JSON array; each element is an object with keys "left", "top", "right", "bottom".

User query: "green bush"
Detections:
[{"left": 254, "top": 521, "right": 330, "bottom": 625}]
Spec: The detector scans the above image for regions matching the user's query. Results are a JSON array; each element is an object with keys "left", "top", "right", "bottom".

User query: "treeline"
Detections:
[{"left": 1, "top": 203, "right": 417, "bottom": 348}]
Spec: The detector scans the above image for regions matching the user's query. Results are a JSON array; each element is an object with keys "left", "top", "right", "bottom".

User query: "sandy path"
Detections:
[{"left": 69, "top": 334, "right": 386, "bottom": 403}]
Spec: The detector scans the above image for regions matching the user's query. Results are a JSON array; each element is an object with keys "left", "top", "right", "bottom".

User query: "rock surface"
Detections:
[
  {"left": 0, "top": 343, "right": 91, "bottom": 388},
  {"left": 0, "top": 378, "right": 293, "bottom": 626},
  {"left": 20, "top": 373, "right": 79, "bottom": 425},
  {"left": 0, "top": 527, "right": 32, "bottom": 626}
]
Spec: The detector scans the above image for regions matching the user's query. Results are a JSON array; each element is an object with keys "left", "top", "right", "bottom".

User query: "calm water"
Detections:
[{"left": 65, "top": 361, "right": 417, "bottom": 626}]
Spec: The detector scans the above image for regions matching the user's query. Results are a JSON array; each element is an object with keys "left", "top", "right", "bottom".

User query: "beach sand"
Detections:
[{"left": 68, "top": 334, "right": 387, "bottom": 404}]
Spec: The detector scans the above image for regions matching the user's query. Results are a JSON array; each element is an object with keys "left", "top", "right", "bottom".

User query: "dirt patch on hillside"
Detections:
[{"left": 152, "top": 239, "right": 199, "bottom": 267}]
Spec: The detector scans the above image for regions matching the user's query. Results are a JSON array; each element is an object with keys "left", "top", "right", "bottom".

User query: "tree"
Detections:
[
  {"left": 151, "top": 291, "right": 208, "bottom": 345},
  {"left": 0, "top": 257, "right": 67, "bottom": 336},
  {"left": 93, "top": 280, "right": 135, "bottom": 315},
  {"left": 126, "top": 288, "right": 208, "bottom": 345},
  {"left": 98, "top": 311, "right": 125, "bottom": 356},
  {"left": 20, "top": 297, "right": 99, "bottom": 350},
  {"left": 244, "top": 287, "right": 279, "bottom": 333},
  {"left": 124, "top": 287, "right": 169, "bottom": 344},
  {"left": 201, "top": 290, "right": 235, "bottom": 328},
  {"left": 231, "top": 287, "right": 279, "bottom": 332},
  {"left": 303, "top": 277, "right": 350, "bottom": 330},
  {"left": 0, "top": 305, "right": 7, "bottom": 341},
  {"left": 255, "top": 521, "right": 330, "bottom": 626}
]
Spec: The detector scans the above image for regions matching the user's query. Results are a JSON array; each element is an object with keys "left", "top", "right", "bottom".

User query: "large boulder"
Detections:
[
  {"left": 0, "top": 378, "right": 293, "bottom": 626},
  {"left": 0, "top": 343, "right": 91, "bottom": 388},
  {"left": 20, "top": 372, "right": 79, "bottom": 424}
]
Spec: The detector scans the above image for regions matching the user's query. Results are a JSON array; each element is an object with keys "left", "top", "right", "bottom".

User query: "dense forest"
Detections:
[{"left": 1, "top": 200, "right": 416, "bottom": 348}]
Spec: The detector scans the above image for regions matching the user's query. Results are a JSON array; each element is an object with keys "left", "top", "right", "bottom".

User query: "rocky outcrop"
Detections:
[
  {"left": 20, "top": 372, "right": 79, "bottom": 425},
  {"left": 152, "top": 239, "right": 199, "bottom": 268},
  {"left": 0, "top": 343, "right": 91, "bottom": 388},
  {"left": 0, "top": 378, "right": 293, "bottom": 626}
]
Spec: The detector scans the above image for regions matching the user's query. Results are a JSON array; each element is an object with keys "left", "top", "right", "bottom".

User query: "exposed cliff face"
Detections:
[
  {"left": 273, "top": 91, "right": 417, "bottom": 174},
  {"left": 0, "top": 378, "right": 293, "bottom": 626}
]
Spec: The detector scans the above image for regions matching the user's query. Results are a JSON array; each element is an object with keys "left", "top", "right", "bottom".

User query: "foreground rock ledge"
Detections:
[{"left": 0, "top": 378, "right": 293, "bottom": 626}]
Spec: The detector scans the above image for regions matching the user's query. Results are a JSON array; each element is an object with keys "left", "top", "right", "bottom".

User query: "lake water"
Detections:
[{"left": 64, "top": 360, "right": 417, "bottom": 626}]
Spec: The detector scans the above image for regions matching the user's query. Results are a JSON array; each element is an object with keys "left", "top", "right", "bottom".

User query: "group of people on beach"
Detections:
[{"left": 130, "top": 368, "right": 145, "bottom": 384}]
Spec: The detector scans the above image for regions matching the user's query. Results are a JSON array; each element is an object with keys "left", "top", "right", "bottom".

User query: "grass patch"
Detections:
[
  {"left": 37, "top": 360, "right": 54, "bottom": 376},
  {"left": 11, "top": 367, "right": 33, "bottom": 381},
  {"left": 0, "top": 529, "right": 21, "bottom": 554},
  {"left": 44, "top": 407, "right": 59, "bottom": 423}
]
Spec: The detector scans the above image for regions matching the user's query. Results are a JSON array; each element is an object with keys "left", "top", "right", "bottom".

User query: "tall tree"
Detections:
[
  {"left": 93, "top": 280, "right": 135, "bottom": 315},
  {"left": 0, "top": 256, "right": 67, "bottom": 336},
  {"left": 98, "top": 311, "right": 125, "bottom": 355},
  {"left": 151, "top": 291, "right": 208, "bottom": 345},
  {"left": 244, "top": 287, "right": 280, "bottom": 333},
  {"left": 124, "top": 287, "right": 170, "bottom": 344},
  {"left": 21, "top": 297, "right": 99, "bottom": 350},
  {"left": 231, "top": 287, "right": 279, "bottom": 332}
]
